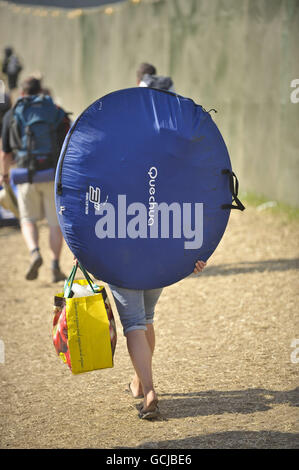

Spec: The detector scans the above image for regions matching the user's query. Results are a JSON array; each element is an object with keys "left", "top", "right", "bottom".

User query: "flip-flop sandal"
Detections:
[
  {"left": 138, "top": 400, "right": 160, "bottom": 420},
  {"left": 125, "top": 383, "right": 144, "bottom": 399}
]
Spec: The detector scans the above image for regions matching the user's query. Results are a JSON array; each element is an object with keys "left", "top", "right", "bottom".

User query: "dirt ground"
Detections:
[{"left": 0, "top": 204, "right": 298, "bottom": 449}]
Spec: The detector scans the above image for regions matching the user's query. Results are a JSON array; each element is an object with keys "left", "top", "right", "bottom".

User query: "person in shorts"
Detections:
[
  {"left": 109, "top": 263, "right": 206, "bottom": 420},
  {"left": 0, "top": 77, "right": 69, "bottom": 282}
]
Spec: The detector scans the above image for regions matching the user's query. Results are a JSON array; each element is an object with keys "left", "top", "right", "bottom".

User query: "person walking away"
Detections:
[
  {"left": 2, "top": 47, "right": 22, "bottom": 91},
  {"left": 0, "top": 77, "right": 70, "bottom": 282},
  {"left": 0, "top": 91, "right": 12, "bottom": 136},
  {"left": 107, "top": 65, "right": 204, "bottom": 420},
  {"left": 136, "top": 62, "right": 175, "bottom": 92}
]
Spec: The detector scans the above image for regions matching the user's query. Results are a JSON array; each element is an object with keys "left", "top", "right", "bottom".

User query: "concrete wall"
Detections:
[{"left": 1, "top": 0, "right": 298, "bottom": 206}]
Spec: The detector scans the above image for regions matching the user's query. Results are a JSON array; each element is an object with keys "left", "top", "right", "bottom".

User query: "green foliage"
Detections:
[{"left": 240, "top": 191, "right": 299, "bottom": 223}]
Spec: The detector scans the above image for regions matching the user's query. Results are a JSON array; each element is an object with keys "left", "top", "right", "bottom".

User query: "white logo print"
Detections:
[
  {"left": 290, "top": 79, "right": 299, "bottom": 104},
  {"left": 148, "top": 166, "right": 158, "bottom": 226},
  {"left": 89, "top": 185, "right": 101, "bottom": 211},
  {"left": 86, "top": 185, "right": 108, "bottom": 215}
]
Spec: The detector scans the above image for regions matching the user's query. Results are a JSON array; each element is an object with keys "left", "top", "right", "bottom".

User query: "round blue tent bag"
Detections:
[{"left": 55, "top": 87, "right": 244, "bottom": 289}]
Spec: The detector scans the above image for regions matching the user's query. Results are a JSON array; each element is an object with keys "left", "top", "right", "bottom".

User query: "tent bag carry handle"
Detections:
[{"left": 221, "top": 169, "right": 246, "bottom": 211}]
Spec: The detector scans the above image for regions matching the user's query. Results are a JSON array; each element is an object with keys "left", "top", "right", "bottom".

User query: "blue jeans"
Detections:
[{"left": 108, "top": 284, "right": 163, "bottom": 336}]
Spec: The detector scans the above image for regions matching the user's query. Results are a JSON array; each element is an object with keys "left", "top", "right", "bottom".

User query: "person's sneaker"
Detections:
[
  {"left": 25, "top": 251, "right": 43, "bottom": 280},
  {"left": 52, "top": 267, "right": 66, "bottom": 283}
]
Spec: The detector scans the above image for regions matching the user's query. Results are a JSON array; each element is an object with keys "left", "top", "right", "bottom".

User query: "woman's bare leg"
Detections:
[
  {"left": 126, "top": 328, "right": 157, "bottom": 409},
  {"left": 130, "top": 323, "right": 155, "bottom": 398}
]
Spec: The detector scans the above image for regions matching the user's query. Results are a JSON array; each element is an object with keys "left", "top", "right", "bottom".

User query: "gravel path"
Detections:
[{"left": 0, "top": 205, "right": 298, "bottom": 448}]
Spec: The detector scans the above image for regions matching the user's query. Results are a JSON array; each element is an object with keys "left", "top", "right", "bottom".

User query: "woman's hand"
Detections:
[{"left": 193, "top": 260, "right": 207, "bottom": 274}]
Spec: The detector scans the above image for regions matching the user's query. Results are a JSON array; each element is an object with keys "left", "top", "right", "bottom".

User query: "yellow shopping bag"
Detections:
[{"left": 53, "top": 261, "right": 117, "bottom": 374}]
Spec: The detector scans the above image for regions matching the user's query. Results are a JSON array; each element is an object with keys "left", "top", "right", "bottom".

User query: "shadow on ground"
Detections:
[
  {"left": 155, "top": 387, "right": 298, "bottom": 419},
  {"left": 121, "top": 388, "right": 299, "bottom": 449},
  {"left": 189, "top": 258, "right": 299, "bottom": 278},
  {"left": 135, "top": 430, "right": 299, "bottom": 449}
]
